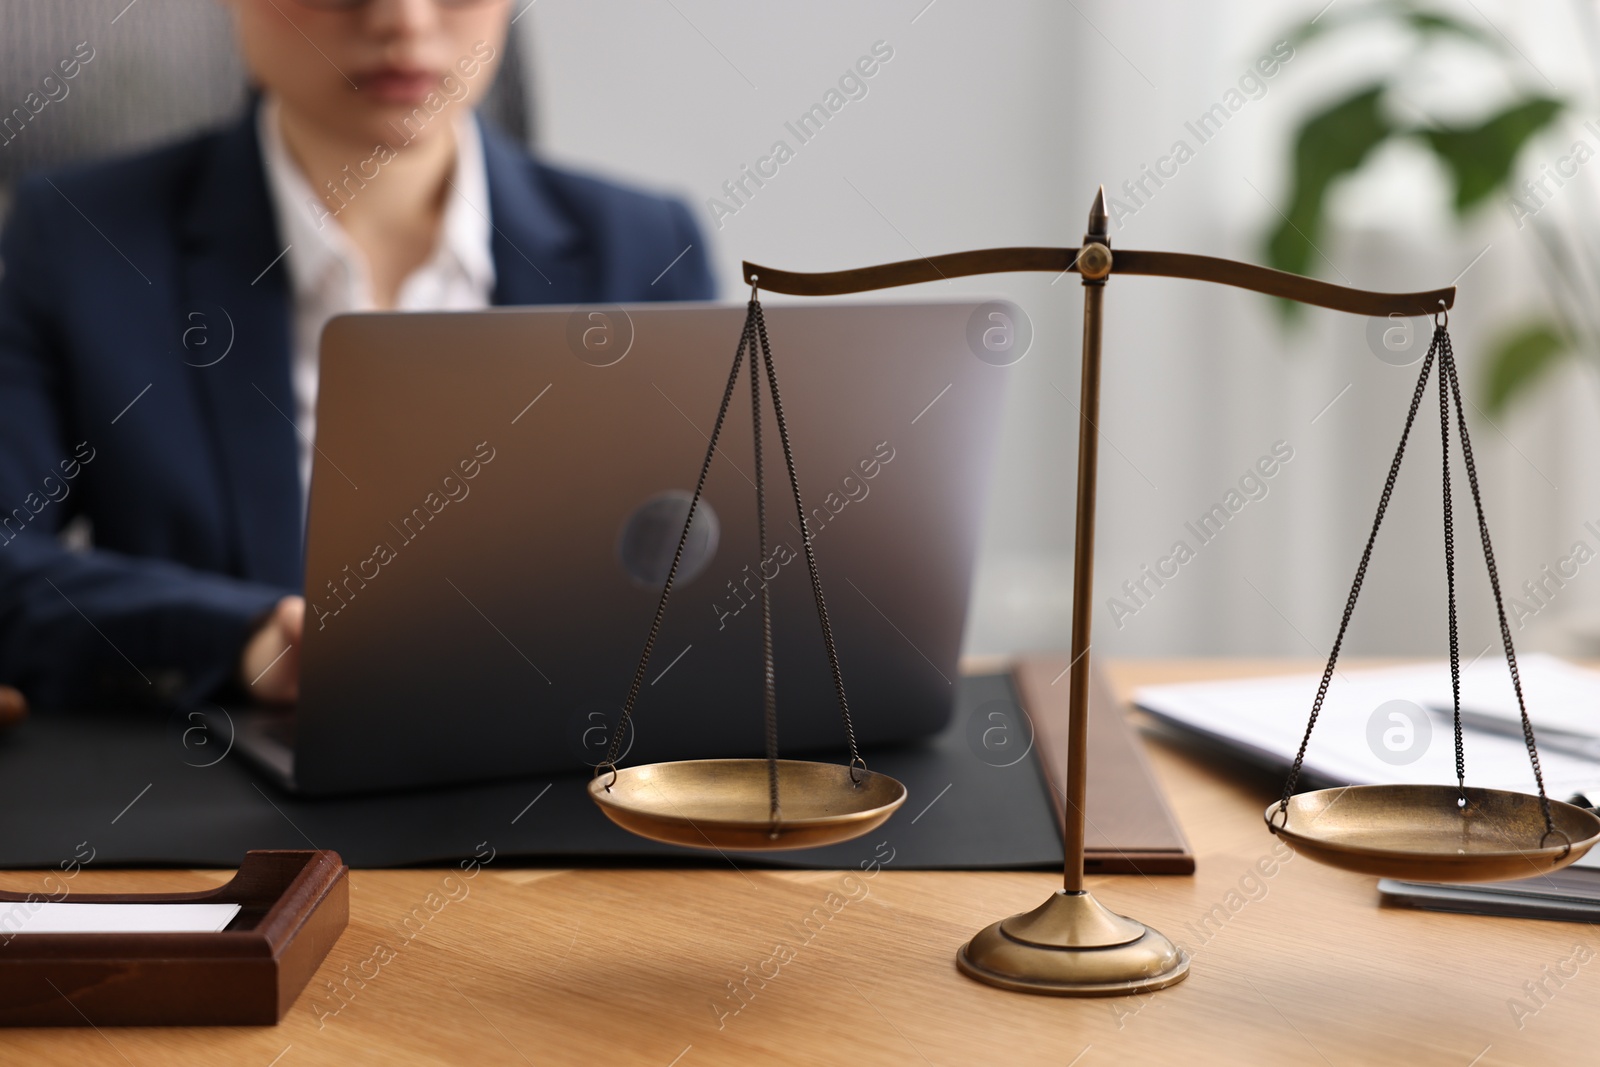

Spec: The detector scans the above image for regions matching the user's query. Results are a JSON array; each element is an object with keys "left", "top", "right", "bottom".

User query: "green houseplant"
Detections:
[{"left": 1267, "top": 1, "right": 1593, "bottom": 414}]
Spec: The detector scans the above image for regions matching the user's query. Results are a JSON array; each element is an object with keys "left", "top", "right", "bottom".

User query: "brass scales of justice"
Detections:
[{"left": 586, "top": 187, "right": 1600, "bottom": 996}]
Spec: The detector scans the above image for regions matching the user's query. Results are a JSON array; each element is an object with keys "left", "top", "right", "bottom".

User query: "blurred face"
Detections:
[{"left": 224, "top": 0, "right": 511, "bottom": 147}]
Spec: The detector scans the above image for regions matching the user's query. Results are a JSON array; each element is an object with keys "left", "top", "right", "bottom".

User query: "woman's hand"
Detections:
[
  {"left": 0, "top": 686, "right": 25, "bottom": 730},
  {"left": 238, "top": 595, "right": 305, "bottom": 705}
]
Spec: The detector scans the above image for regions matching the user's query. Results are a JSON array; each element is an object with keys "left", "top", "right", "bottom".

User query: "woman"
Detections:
[{"left": 0, "top": 0, "right": 714, "bottom": 711}]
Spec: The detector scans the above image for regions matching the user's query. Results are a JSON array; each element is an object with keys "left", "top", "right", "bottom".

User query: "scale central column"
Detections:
[
  {"left": 955, "top": 187, "right": 1190, "bottom": 996},
  {"left": 1063, "top": 199, "right": 1107, "bottom": 893}
]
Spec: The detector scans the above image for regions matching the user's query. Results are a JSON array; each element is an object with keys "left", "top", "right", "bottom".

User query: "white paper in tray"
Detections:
[{"left": 0, "top": 902, "right": 241, "bottom": 935}]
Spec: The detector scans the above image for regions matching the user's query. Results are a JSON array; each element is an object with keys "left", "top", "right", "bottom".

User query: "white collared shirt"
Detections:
[{"left": 255, "top": 96, "right": 496, "bottom": 504}]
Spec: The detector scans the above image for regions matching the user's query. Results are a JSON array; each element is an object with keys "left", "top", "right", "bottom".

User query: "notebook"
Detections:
[{"left": 1378, "top": 848, "right": 1600, "bottom": 923}]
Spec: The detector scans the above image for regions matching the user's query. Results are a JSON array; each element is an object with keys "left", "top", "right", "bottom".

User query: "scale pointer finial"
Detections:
[{"left": 1087, "top": 185, "right": 1108, "bottom": 240}]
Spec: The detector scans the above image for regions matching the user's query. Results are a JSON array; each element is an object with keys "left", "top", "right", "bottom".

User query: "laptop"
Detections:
[{"left": 229, "top": 300, "right": 1013, "bottom": 795}]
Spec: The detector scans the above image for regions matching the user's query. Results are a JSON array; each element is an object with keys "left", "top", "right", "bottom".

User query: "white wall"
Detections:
[{"left": 519, "top": 0, "right": 1600, "bottom": 664}]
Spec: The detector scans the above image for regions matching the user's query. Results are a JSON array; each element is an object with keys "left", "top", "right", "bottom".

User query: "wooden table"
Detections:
[{"left": 4, "top": 660, "right": 1591, "bottom": 1065}]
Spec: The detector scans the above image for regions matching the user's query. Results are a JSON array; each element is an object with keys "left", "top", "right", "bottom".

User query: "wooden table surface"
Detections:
[{"left": 3, "top": 659, "right": 1593, "bottom": 1065}]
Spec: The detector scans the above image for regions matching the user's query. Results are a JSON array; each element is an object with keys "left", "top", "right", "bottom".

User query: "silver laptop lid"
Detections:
[{"left": 295, "top": 301, "right": 1013, "bottom": 794}]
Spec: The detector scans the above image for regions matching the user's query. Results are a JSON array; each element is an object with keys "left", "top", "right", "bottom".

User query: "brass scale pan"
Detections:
[
  {"left": 592, "top": 760, "right": 905, "bottom": 852},
  {"left": 1269, "top": 786, "right": 1600, "bottom": 883}
]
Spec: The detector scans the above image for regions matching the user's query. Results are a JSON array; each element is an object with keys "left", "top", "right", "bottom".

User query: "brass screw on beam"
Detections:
[{"left": 1077, "top": 242, "right": 1112, "bottom": 281}]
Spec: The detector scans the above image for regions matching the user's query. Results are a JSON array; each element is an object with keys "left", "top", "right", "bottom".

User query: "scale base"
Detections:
[{"left": 957, "top": 890, "right": 1190, "bottom": 996}]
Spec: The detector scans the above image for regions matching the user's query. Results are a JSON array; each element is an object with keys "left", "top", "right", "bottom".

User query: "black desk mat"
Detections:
[{"left": 0, "top": 674, "right": 1064, "bottom": 870}]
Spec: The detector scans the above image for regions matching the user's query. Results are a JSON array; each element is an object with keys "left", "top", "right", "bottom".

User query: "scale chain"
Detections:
[
  {"left": 600, "top": 296, "right": 870, "bottom": 797},
  {"left": 750, "top": 303, "right": 781, "bottom": 828},
  {"left": 1274, "top": 324, "right": 1556, "bottom": 842},
  {"left": 1439, "top": 334, "right": 1465, "bottom": 801},
  {"left": 1276, "top": 331, "right": 1440, "bottom": 814},
  {"left": 751, "top": 299, "right": 867, "bottom": 779},
  {"left": 1439, "top": 331, "right": 1554, "bottom": 837},
  {"left": 599, "top": 309, "right": 756, "bottom": 775}
]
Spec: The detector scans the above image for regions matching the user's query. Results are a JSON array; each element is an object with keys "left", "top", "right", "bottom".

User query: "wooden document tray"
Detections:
[{"left": 0, "top": 850, "right": 348, "bottom": 1027}]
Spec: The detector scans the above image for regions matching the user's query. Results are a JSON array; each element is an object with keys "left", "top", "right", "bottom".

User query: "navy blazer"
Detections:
[{"left": 0, "top": 108, "right": 714, "bottom": 710}]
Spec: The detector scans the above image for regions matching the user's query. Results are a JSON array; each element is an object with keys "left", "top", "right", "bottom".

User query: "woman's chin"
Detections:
[{"left": 322, "top": 108, "right": 458, "bottom": 152}]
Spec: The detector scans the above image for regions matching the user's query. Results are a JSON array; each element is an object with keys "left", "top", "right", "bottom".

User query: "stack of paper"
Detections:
[{"left": 1132, "top": 654, "right": 1600, "bottom": 798}]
